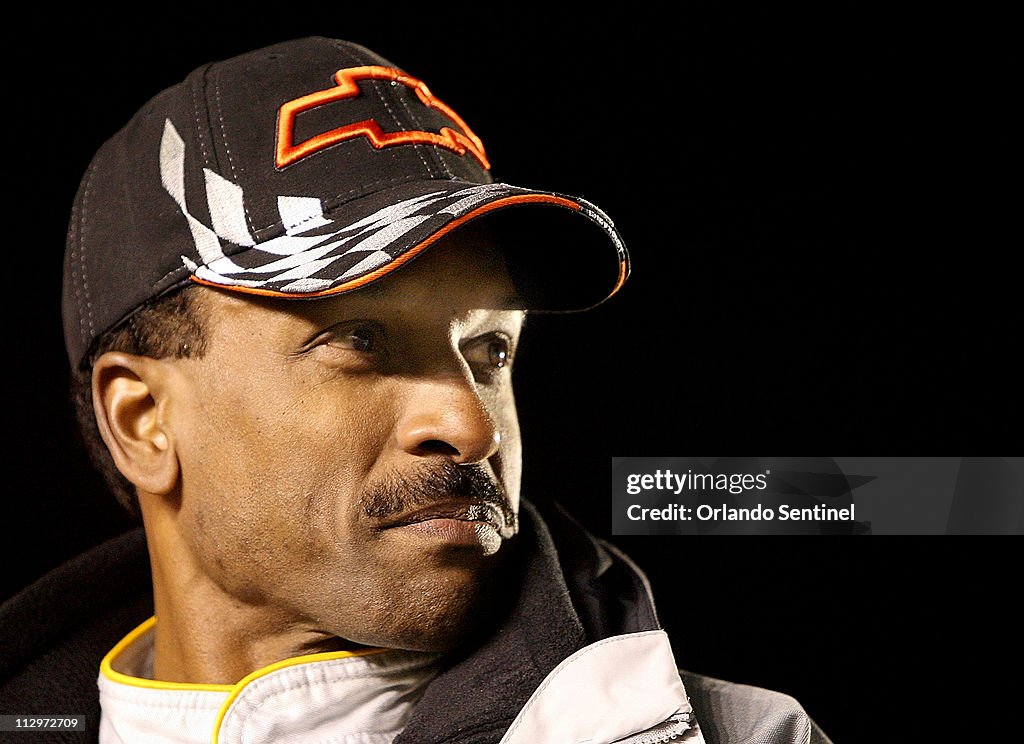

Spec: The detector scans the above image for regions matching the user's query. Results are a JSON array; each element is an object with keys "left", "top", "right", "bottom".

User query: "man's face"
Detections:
[{"left": 159, "top": 230, "right": 525, "bottom": 652}]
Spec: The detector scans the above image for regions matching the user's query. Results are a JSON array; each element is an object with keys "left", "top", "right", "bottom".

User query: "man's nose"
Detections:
[{"left": 393, "top": 377, "right": 501, "bottom": 464}]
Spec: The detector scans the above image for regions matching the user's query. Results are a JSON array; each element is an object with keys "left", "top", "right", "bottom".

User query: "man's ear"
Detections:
[{"left": 92, "top": 351, "right": 180, "bottom": 497}]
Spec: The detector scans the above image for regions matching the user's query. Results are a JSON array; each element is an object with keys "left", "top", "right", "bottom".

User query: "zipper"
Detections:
[{"left": 611, "top": 712, "right": 695, "bottom": 744}]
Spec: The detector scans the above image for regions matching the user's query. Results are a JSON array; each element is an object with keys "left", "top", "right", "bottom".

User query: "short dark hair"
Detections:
[{"left": 70, "top": 286, "right": 209, "bottom": 516}]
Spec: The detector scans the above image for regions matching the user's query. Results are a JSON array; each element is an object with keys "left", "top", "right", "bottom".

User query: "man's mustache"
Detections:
[{"left": 360, "top": 460, "right": 518, "bottom": 533}]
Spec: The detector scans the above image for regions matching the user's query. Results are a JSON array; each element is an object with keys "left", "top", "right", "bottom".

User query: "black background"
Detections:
[{"left": 4, "top": 5, "right": 1021, "bottom": 741}]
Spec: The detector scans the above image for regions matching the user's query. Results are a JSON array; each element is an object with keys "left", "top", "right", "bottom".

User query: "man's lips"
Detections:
[{"left": 378, "top": 500, "right": 512, "bottom": 538}]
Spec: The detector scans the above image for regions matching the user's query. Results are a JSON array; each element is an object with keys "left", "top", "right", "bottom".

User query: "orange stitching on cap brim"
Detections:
[
  {"left": 276, "top": 65, "right": 490, "bottom": 170},
  {"left": 189, "top": 193, "right": 623, "bottom": 302},
  {"left": 610, "top": 254, "right": 628, "bottom": 298}
]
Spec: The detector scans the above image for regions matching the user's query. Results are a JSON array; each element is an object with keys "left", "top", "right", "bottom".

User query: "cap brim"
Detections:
[{"left": 188, "top": 180, "right": 629, "bottom": 312}]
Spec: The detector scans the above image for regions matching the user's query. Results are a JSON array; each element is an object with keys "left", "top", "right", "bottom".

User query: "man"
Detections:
[{"left": 0, "top": 37, "right": 830, "bottom": 742}]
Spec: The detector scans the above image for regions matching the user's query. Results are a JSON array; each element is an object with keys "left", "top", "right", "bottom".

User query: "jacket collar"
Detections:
[{"left": 98, "top": 617, "right": 441, "bottom": 744}]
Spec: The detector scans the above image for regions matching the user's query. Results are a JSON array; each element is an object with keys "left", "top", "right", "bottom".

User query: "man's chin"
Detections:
[{"left": 336, "top": 554, "right": 513, "bottom": 654}]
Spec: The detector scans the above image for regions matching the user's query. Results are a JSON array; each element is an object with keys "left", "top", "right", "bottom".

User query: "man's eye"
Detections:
[
  {"left": 487, "top": 338, "right": 510, "bottom": 369},
  {"left": 463, "top": 333, "right": 513, "bottom": 380},
  {"left": 322, "top": 323, "right": 383, "bottom": 353}
]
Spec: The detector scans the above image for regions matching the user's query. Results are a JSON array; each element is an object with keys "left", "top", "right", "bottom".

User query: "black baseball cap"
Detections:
[{"left": 62, "top": 36, "right": 630, "bottom": 368}]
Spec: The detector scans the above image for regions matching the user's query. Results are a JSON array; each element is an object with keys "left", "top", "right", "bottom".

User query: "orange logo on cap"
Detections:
[{"left": 275, "top": 65, "right": 490, "bottom": 170}]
